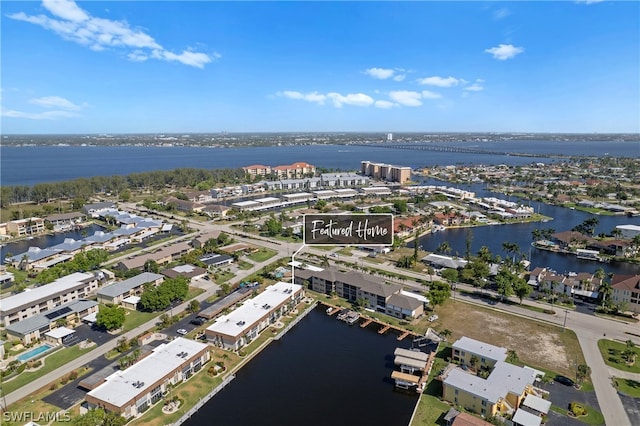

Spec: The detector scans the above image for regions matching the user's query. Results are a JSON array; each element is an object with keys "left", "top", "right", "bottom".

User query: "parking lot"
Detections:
[{"left": 536, "top": 380, "right": 601, "bottom": 426}]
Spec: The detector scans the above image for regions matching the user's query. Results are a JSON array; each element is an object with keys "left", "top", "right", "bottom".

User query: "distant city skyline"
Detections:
[{"left": 1, "top": 0, "right": 639, "bottom": 134}]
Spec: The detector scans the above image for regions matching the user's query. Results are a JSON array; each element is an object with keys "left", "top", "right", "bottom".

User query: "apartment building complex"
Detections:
[{"left": 361, "top": 161, "right": 411, "bottom": 183}]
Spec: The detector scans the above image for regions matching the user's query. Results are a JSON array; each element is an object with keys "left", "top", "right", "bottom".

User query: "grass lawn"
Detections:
[
  {"left": 186, "top": 287, "right": 205, "bottom": 300},
  {"left": 2, "top": 345, "right": 94, "bottom": 395},
  {"left": 434, "top": 300, "right": 585, "bottom": 378},
  {"left": 122, "top": 310, "right": 160, "bottom": 332},
  {"left": 411, "top": 395, "right": 450, "bottom": 426},
  {"left": 236, "top": 260, "right": 253, "bottom": 270},
  {"left": 246, "top": 248, "right": 277, "bottom": 262},
  {"left": 613, "top": 377, "right": 640, "bottom": 397},
  {"left": 551, "top": 403, "right": 605, "bottom": 425},
  {"left": 213, "top": 270, "right": 234, "bottom": 284},
  {"left": 597, "top": 339, "right": 640, "bottom": 373}
]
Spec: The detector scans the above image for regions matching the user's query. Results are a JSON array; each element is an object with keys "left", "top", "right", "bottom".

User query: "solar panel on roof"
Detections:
[{"left": 45, "top": 306, "right": 72, "bottom": 320}]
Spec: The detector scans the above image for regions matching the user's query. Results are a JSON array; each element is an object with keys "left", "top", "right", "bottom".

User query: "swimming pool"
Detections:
[{"left": 17, "top": 344, "right": 54, "bottom": 362}]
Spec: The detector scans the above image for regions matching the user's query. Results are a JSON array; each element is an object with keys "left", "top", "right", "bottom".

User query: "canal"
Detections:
[
  {"left": 183, "top": 306, "right": 419, "bottom": 426},
  {"left": 414, "top": 179, "right": 640, "bottom": 276}
]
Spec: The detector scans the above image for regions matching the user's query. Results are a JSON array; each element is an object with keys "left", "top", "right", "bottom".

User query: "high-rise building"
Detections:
[
  {"left": 387, "top": 133, "right": 393, "bottom": 142},
  {"left": 361, "top": 160, "right": 411, "bottom": 183}
]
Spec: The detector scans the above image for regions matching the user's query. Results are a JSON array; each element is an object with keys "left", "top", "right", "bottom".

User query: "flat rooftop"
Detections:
[{"left": 87, "top": 338, "right": 208, "bottom": 408}]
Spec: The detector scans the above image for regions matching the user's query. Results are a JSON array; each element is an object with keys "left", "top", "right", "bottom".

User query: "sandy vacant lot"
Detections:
[{"left": 433, "top": 300, "right": 584, "bottom": 377}]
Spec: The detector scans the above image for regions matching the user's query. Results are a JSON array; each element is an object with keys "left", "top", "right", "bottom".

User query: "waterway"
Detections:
[
  {"left": 0, "top": 224, "right": 104, "bottom": 260},
  {"left": 183, "top": 306, "right": 418, "bottom": 426},
  {"left": 1, "top": 140, "right": 638, "bottom": 186},
  {"left": 413, "top": 179, "right": 640, "bottom": 276}
]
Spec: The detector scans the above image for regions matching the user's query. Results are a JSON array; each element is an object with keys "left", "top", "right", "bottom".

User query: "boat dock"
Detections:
[{"left": 360, "top": 318, "right": 373, "bottom": 328}]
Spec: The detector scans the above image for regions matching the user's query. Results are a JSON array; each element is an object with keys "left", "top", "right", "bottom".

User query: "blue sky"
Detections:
[{"left": 1, "top": 0, "right": 639, "bottom": 134}]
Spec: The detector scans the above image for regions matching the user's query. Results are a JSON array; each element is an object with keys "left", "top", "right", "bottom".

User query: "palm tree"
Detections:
[
  {"left": 576, "top": 364, "right": 591, "bottom": 386},
  {"left": 439, "top": 329, "right": 452, "bottom": 341},
  {"left": 437, "top": 241, "right": 452, "bottom": 256}
]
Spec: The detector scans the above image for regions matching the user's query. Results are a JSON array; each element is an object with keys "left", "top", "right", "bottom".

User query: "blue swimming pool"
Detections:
[{"left": 17, "top": 344, "right": 53, "bottom": 362}]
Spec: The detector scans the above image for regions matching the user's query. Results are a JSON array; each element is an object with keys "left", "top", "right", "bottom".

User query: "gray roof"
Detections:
[
  {"left": 199, "top": 253, "right": 234, "bottom": 266},
  {"left": 1, "top": 272, "right": 96, "bottom": 315},
  {"left": 8, "top": 247, "right": 59, "bottom": 263},
  {"left": 50, "top": 238, "right": 87, "bottom": 252},
  {"left": 83, "top": 202, "right": 115, "bottom": 212},
  {"left": 299, "top": 267, "right": 400, "bottom": 298},
  {"left": 421, "top": 254, "right": 468, "bottom": 269},
  {"left": 453, "top": 336, "right": 508, "bottom": 362},
  {"left": 85, "top": 231, "right": 116, "bottom": 244},
  {"left": 97, "top": 272, "right": 164, "bottom": 298},
  {"left": 444, "top": 361, "right": 536, "bottom": 404},
  {"left": 386, "top": 293, "right": 423, "bottom": 311},
  {"left": 7, "top": 299, "right": 98, "bottom": 335},
  {"left": 45, "top": 212, "right": 86, "bottom": 221}
]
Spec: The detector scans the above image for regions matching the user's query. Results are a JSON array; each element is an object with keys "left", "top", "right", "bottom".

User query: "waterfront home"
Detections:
[
  {"left": 0, "top": 266, "right": 15, "bottom": 285},
  {"left": 443, "top": 337, "right": 540, "bottom": 419},
  {"left": 0, "top": 272, "right": 100, "bottom": 325},
  {"left": 6, "top": 299, "right": 98, "bottom": 344},
  {"left": 83, "top": 202, "right": 116, "bottom": 218},
  {"left": 85, "top": 337, "right": 210, "bottom": 418},
  {"left": 6, "top": 217, "right": 46, "bottom": 237},
  {"left": 421, "top": 254, "right": 468, "bottom": 270},
  {"left": 44, "top": 212, "right": 87, "bottom": 229},
  {"left": 6, "top": 246, "right": 70, "bottom": 271},
  {"left": 361, "top": 161, "right": 411, "bottom": 183},
  {"left": 205, "top": 282, "right": 303, "bottom": 351},
  {"left": 610, "top": 274, "right": 640, "bottom": 313},
  {"left": 617, "top": 224, "right": 640, "bottom": 240},
  {"left": 97, "top": 272, "right": 164, "bottom": 307},
  {"left": 320, "top": 172, "right": 370, "bottom": 187},
  {"left": 162, "top": 196, "right": 205, "bottom": 213},
  {"left": 294, "top": 267, "right": 425, "bottom": 320}
]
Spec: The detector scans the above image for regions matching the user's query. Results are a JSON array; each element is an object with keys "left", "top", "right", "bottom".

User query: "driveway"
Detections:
[{"left": 72, "top": 323, "right": 117, "bottom": 346}]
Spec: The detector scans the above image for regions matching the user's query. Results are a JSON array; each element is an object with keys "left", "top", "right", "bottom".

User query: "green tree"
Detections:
[
  {"left": 439, "top": 329, "right": 452, "bottom": 341},
  {"left": 96, "top": 305, "right": 125, "bottom": 331},
  {"left": 576, "top": 364, "right": 591, "bottom": 386},
  {"left": 513, "top": 278, "right": 532, "bottom": 304},
  {"left": 495, "top": 268, "right": 515, "bottom": 301},
  {"left": 188, "top": 299, "right": 201, "bottom": 313},
  {"left": 263, "top": 214, "right": 283, "bottom": 237},
  {"left": 144, "top": 259, "right": 159, "bottom": 273},
  {"left": 440, "top": 268, "right": 458, "bottom": 285},
  {"left": 436, "top": 241, "right": 452, "bottom": 256},
  {"left": 429, "top": 281, "right": 451, "bottom": 310}
]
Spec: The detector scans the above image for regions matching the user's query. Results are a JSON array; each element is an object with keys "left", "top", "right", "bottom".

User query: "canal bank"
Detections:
[{"left": 183, "top": 305, "right": 419, "bottom": 426}]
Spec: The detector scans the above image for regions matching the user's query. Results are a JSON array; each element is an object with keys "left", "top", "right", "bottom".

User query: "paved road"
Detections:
[
  {"left": 9, "top": 207, "right": 638, "bottom": 426},
  {"left": 4, "top": 248, "right": 278, "bottom": 407}
]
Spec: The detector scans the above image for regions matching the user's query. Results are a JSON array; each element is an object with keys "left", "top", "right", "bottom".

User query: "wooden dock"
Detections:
[
  {"left": 326, "top": 307, "right": 340, "bottom": 316},
  {"left": 397, "top": 330, "right": 410, "bottom": 341},
  {"left": 360, "top": 318, "right": 373, "bottom": 328},
  {"left": 378, "top": 325, "right": 390, "bottom": 334}
]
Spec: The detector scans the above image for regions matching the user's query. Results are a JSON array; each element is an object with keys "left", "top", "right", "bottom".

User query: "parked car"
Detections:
[
  {"left": 176, "top": 328, "right": 188, "bottom": 336},
  {"left": 554, "top": 375, "right": 575, "bottom": 387},
  {"left": 190, "top": 317, "right": 206, "bottom": 326},
  {"left": 428, "top": 314, "right": 439, "bottom": 322}
]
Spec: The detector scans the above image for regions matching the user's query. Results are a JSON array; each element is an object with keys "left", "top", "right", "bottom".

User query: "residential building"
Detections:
[
  {"left": 617, "top": 224, "right": 640, "bottom": 240},
  {"left": 361, "top": 161, "right": 411, "bottom": 183},
  {"left": 83, "top": 202, "right": 116, "bottom": 218},
  {"left": 115, "top": 242, "right": 191, "bottom": 271},
  {"left": 294, "top": 267, "right": 425, "bottom": 320},
  {"left": 191, "top": 231, "right": 222, "bottom": 249},
  {"left": 6, "top": 217, "right": 46, "bottom": 237},
  {"left": 272, "top": 162, "right": 316, "bottom": 179},
  {"left": 97, "top": 272, "right": 164, "bottom": 307},
  {"left": 443, "top": 337, "right": 538, "bottom": 418},
  {"left": 199, "top": 253, "right": 234, "bottom": 268},
  {"left": 161, "top": 264, "right": 207, "bottom": 282},
  {"left": 44, "top": 212, "right": 87, "bottom": 229},
  {"left": 243, "top": 164, "right": 272, "bottom": 177},
  {"left": 1, "top": 272, "right": 100, "bottom": 326},
  {"left": 183, "top": 190, "right": 215, "bottom": 204},
  {"left": 205, "top": 282, "right": 303, "bottom": 350},
  {"left": 6, "top": 299, "right": 98, "bottom": 344},
  {"left": 611, "top": 274, "right": 640, "bottom": 312},
  {"left": 86, "top": 337, "right": 210, "bottom": 418}
]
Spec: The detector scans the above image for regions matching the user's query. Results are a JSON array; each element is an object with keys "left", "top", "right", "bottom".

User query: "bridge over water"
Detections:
[{"left": 349, "top": 143, "right": 576, "bottom": 159}]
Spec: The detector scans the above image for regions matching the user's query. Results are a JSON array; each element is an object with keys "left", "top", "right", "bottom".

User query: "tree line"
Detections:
[{"left": 0, "top": 167, "right": 247, "bottom": 207}]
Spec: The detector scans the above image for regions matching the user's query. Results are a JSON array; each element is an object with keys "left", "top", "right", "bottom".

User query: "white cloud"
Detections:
[
  {"left": 493, "top": 8, "right": 510, "bottom": 20},
  {"left": 327, "top": 92, "right": 374, "bottom": 108},
  {"left": 575, "top": 0, "right": 605, "bottom": 4},
  {"left": 485, "top": 44, "right": 524, "bottom": 60},
  {"left": 392, "top": 74, "right": 406, "bottom": 82},
  {"left": 389, "top": 91, "right": 423, "bottom": 107},
  {"left": 464, "top": 84, "right": 484, "bottom": 92},
  {"left": 278, "top": 91, "right": 327, "bottom": 105},
  {"left": 29, "top": 96, "right": 84, "bottom": 110},
  {"left": 418, "top": 76, "right": 460, "bottom": 87},
  {"left": 421, "top": 90, "right": 442, "bottom": 99},
  {"left": 364, "top": 67, "right": 395, "bottom": 80},
  {"left": 8, "top": 0, "right": 217, "bottom": 68},
  {"left": 374, "top": 100, "right": 398, "bottom": 109},
  {"left": 1, "top": 108, "right": 78, "bottom": 120}
]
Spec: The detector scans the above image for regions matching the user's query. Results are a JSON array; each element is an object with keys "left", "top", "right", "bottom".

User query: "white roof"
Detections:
[
  {"left": 400, "top": 290, "right": 428, "bottom": 304},
  {"left": 512, "top": 408, "right": 542, "bottom": 426},
  {"left": 444, "top": 361, "right": 536, "bottom": 404},
  {"left": 173, "top": 264, "right": 196, "bottom": 273},
  {"left": 207, "top": 282, "right": 301, "bottom": 338},
  {"left": 45, "top": 326, "right": 76, "bottom": 339},
  {"left": 282, "top": 192, "right": 313, "bottom": 199},
  {"left": 288, "top": 261, "right": 324, "bottom": 272},
  {"left": 616, "top": 224, "right": 640, "bottom": 231},
  {"left": 522, "top": 394, "right": 551, "bottom": 414},
  {"left": 87, "top": 337, "right": 208, "bottom": 408},
  {"left": 122, "top": 295, "right": 141, "bottom": 304},
  {"left": 453, "top": 336, "right": 507, "bottom": 362},
  {"left": 232, "top": 200, "right": 259, "bottom": 207},
  {"left": 0, "top": 272, "right": 94, "bottom": 313},
  {"left": 83, "top": 312, "right": 98, "bottom": 323},
  {"left": 255, "top": 197, "right": 280, "bottom": 203}
]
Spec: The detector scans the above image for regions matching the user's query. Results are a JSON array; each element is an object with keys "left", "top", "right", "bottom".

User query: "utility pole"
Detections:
[{"left": 563, "top": 309, "right": 569, "bottom": 331}]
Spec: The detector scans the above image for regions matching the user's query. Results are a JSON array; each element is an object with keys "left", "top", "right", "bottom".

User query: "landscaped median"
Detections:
[
  {"left": 612, "top": 377, "right": 640, "bottom": 398},
  {"left": 598, "top": 338, "right": 640, "bottom": 373}
]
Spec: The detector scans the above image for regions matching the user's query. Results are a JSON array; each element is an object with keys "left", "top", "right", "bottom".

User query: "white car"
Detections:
[
  {"left": 176, "top": 328, "right": 188, "bottom": 335},
  {"left": 428, "top": 315, "right": 439, "bottom": 322}
]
